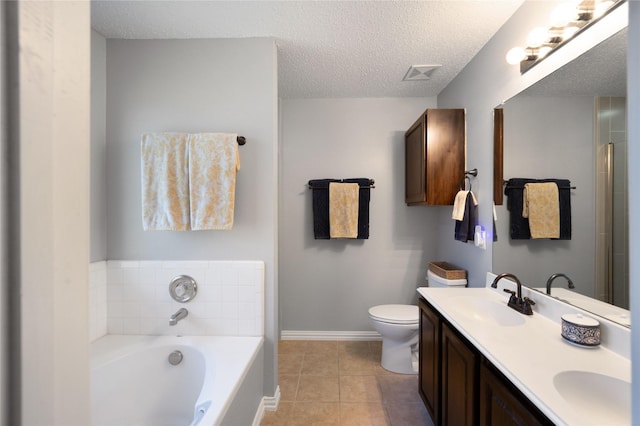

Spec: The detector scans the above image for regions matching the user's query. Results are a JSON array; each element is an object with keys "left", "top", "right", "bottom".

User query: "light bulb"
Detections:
[
  {"left": 594, "top": 0, "right": 614, "bottom": 18},
  {"left": 526, "top": 27, "right": 549, "bottom": 48},
  {"left": 506, "top": 47, "right": 526, "bottom": 65},
  {"left": 551, "top": 2, "right": 579, "bottom": 27},
  {"left": 563, "top": 25, "right": 580, "bottom": 40},
  {"left": 537, "top": 46, "right": 552, "bottom": 59}
]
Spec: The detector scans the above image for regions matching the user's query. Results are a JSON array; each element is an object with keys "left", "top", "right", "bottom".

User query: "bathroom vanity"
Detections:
[
  {"left": 417, "top": 276, "right": 631, "bottom": 425},
  {"left": 419, "top": 297, "right": 551, "bottom": 425}
]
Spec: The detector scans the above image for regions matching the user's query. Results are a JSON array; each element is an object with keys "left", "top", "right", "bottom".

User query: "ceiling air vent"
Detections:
[{"left": 403, "top": 64, "right": 441, "bottom": 81}]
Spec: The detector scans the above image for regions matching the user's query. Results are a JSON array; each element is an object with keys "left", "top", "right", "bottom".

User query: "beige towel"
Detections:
[
  {"left": 329, "top": 182, "right": 359, "bottom": 238},
  {"left": 452, "top": 190, "right": 479, "bottom": 221},
  {"left": 141, "top": 132, "right": 190, "bottom": 231},
  {"left": 188, "top": 133, "right": 240, "bottom": 230},
  {"left": 523, "top": 182, "right": 560, "bottom": 238},
  {"left": 452, "top": 190, "right": 468, "bottom": 220}
]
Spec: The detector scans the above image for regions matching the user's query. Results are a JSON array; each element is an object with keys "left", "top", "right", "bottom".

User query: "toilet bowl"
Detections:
[
  {"left": 368, "top": 304, "right": 419, "bottom": 374},
  {"left": 369, "top": 270, "right": 467, "bottom": 374}
]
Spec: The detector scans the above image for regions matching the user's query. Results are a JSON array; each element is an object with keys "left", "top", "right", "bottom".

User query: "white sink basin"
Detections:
[
  {"left": 553, "top": 370, "right": 630, "bottom": 425},
  {"left": 450, "top": 296, "right": 526, "bottom": 327}
]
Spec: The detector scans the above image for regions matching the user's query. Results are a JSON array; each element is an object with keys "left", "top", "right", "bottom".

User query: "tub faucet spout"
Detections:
[{"left": 169, "top": 308, "right": 188, "bottom": 326}]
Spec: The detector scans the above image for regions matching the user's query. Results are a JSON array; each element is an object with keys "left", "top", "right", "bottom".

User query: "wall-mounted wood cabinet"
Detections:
[{"left": 405, "top": 109, "right": 465, "bottom": 205}]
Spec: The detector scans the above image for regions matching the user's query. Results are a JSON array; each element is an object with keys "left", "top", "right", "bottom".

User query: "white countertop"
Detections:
[{"left": 417, "top": 280, "right": 631, "bottom": 425}]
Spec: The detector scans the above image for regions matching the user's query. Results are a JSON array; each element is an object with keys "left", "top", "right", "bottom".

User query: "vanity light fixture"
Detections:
[{"left": 506, "top": 0, "right": 622, "bottom": 73}]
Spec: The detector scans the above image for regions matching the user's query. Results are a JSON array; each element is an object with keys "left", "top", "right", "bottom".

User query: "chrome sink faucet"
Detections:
[
  {"left": 169, "top": 308, "right": 188, "bottom": 326},
  {"left": 491, "top": 273, "right": 535, "bottom": 315},
  {"left": 546, "top": 273, "right": 575, "bottom": 295}
]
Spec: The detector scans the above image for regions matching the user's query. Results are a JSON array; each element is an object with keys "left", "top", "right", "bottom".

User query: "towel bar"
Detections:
[
  {"left": 503, "top": 181, "right": 576, "bottom": 190},
  {"left": 237, "top": 136, "right": 246, "bottom": 145},
  {"left": 505, "top": 186, "right": 576, "bottom": 189},
  {"left": 308, "top": 179, "right": 375, "bottom": 189}
]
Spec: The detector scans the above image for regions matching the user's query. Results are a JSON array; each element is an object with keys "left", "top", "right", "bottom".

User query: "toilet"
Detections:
[
  {"left": 368, "top": 269, "right": 467, "bottom": 374},
  {"left": 368, "top": 304, "right": 420, "bottom": 374}
]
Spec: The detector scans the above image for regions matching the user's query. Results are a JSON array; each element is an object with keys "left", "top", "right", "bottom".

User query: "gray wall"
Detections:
[
  {"left": 0, "top": 3, "right": 6, "bottom": 422},
  {"left": 436, "top": 1, "right": 555, "bottom": 286},
  {"left": 627, "top": 2, "right": 639, "bottom": 423},
  {"left": 279, "top": 97, "right": 438, "bottom": 332},
  {"left": 104, "top": 38, "right": 279, "bottom": 395},
  {"left": 91, "top": 30, "right": 107, "bottom": 262},
  {"left": 436, "top": 1, "right": 625, "bottom": 286},
  {"left": 493, "top": 96, "right": 595, "bottom": 294}
]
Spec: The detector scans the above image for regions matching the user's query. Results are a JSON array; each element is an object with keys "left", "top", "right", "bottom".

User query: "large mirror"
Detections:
[{"left": 493, "top": 27, "right": 629, "bottom": 327}]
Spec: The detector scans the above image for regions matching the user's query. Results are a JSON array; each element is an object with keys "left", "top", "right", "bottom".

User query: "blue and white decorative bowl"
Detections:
[{"left": 561, "top": 313, "right": 601, "bottom": 347}]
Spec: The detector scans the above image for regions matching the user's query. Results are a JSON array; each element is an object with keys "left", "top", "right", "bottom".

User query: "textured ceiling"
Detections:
[{"left": 91, "top": 1, "right": 524, "bottom": 99}]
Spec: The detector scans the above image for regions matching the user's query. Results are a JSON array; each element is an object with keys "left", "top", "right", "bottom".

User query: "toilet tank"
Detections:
[{"left": 427, "top": 269, "right": 467, "bottom": 288}]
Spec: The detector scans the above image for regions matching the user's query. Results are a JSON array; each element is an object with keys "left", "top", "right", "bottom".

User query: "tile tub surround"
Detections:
[
  {"left": 102, "top": 260, "right": 264, "bottom": 337},
  {"left": 90, "top": 261, "right": 108, "bottom": 341}
]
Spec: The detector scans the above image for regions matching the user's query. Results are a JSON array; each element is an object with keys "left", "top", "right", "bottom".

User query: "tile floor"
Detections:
[{"left": 261, "top": 340, "right": 434, "bottom": 426}]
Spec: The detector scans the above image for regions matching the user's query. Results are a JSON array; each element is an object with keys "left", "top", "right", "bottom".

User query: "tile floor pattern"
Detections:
[{"left": 261, "top": 340, "right": 434, "bottom": 426}]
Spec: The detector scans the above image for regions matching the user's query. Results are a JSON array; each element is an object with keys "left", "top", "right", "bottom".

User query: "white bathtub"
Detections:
[{"left": 91, "top": 335, "right": 264, "bottom": 426}]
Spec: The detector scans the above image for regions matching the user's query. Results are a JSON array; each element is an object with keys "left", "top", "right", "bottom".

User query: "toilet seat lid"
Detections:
[{"left": 369, "top": 304, "right": 418, "bottom": 324}]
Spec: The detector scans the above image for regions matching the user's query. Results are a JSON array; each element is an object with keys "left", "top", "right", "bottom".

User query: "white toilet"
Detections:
[
  {"left": 368, "top": 270, "right": 467, "bottom": 374},
  {"left": 368, "top": 304, "right": 420, "bottom": 374}
]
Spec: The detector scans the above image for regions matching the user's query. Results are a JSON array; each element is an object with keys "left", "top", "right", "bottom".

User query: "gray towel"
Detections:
[{"left": 455, "top": 191, "right": 477, "bottom": 242}]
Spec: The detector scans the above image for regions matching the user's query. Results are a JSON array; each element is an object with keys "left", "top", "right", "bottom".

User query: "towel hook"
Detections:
[
  {"left": 461, "top": 168, "right": 477, "bottom": 191},
  {"left": 460, "top": 176, "right": 472, "bottom": 191}
]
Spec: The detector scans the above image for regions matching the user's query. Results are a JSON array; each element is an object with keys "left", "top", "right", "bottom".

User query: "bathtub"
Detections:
[{"left": 91, "top": 335, "right": 264, "bottom": 426}]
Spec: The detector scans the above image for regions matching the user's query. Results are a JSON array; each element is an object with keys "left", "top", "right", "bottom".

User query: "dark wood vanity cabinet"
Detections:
[
  {"left": 405, "top": 108, "right": 465, "bottom": 206},
  {"left": 419, "top": 298, "right": 477, "bottom": 424},
  {"left": 419, "top": 298, "right": 440, "bottom": 422},
  {"left": 441, "top": 322, "right": 478, "bottom": 426},
  {"left": 479, "top": 361, "right": 553, "bottom": 426},
  {"left": 419, "top": 297, "right": 551, "bottom": 426}
]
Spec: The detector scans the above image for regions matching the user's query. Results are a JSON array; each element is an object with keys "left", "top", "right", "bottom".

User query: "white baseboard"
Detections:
[
  {"left": 280, "top": 330, "right": 382, "bottom": 341},
  {"left": 252, "top": 386, "right": 281, "bottom": 426},
  {"left": 264, "top": 386, "right": 281, "bottom": 411}
]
